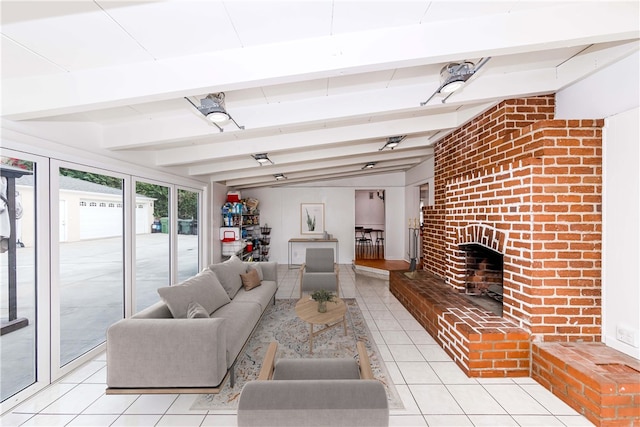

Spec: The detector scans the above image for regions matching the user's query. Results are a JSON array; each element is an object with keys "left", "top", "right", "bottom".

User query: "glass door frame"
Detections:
[
  {"left": 0, "top": 149, "right": 51, "bottom": 413},
  {"left": 131, "top": 177, "right": 172, "bottom": 316},
  {"left": 176, "top": 185, "right": 203, "bottom": 282},
  {"left": 49, "top": 160, "right": 132, "bottom": 381}
]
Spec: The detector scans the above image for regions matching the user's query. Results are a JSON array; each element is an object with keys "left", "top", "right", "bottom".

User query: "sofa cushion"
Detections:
[
  {"left": 232, "top": 280, "right": 277, "bottom": 312},
  {"left": 247, "top": 263, "right": 264, "bottom": 281},
  {"left": 210, "top": 255, "right": 246, "bottom": 298},
  {"left": 157, "top": 269, "right": 230, "bottom": 318},
  {"left": 187, "top": 302, "right": 210, "bottom": 318},
  {"left": 211, "top": 302, "right": 262, "bottom": 367},
  {"left": 240, "top": 268, "right": 262, "bottom": 291}
]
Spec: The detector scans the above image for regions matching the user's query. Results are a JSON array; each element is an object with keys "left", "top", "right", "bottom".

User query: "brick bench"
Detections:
[
  {"left": 532, "top": 342, "right": 640, "bottom": 427},
  {"left": 390, "top": 270, "right": 530, "bottom": 377}
]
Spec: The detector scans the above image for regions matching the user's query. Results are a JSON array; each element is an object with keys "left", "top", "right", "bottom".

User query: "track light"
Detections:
[
  {"left": 379, "top": 135, "right": 406, "bottom": 151},
  {"left": 185, "top": 92, "right": 245, "bottom": 132},
  {"left": 252, "top": 153, "right": 273, "bottom": 165},
  {"left": 201, "top": 93, "right": 229, "bottom": 123},
  {"left": 274, "top": 173, "right": 287, "bottom": 181},
  {"left": 362, "top": 162, "right": 376, "bottom": 170},
  {"left": 420, "top": 57, "right": 491, "bottom": 106}
]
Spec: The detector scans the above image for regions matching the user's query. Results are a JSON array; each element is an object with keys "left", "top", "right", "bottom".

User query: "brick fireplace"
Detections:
[
  {"left": 422, "top": 95, "right": 603, "bottom": 342},
  {"left": 390, "top": 95, "right": 640, "bottom": 426}
]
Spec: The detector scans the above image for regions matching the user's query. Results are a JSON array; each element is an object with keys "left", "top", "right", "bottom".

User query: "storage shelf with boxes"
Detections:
[{"left": 220, "top": 193, "right": 266, "bottom": 261}]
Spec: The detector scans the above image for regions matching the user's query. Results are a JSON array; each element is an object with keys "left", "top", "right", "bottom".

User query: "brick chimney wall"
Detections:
[{"left": 422, "top": 95, "right": 604, "bottom": 342}]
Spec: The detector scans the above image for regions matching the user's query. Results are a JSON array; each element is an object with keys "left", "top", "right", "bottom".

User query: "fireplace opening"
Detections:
[{"left": 459, "top": 243, "right": 503, "bottom": 316}]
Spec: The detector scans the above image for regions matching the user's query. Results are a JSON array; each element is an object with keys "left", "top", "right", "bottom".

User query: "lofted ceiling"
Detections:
[{"left": 1, "top": 1, "right": 638, "bottom": 189}]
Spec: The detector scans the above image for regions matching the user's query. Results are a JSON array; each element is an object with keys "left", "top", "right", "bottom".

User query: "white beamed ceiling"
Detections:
[{"left": 1, "top": 1, "right": 638, "bottom": 189}]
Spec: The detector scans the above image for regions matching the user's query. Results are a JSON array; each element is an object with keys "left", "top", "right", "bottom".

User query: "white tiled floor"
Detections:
[{"left": 1, "top": 265, "right": 594, "bottom": 427}]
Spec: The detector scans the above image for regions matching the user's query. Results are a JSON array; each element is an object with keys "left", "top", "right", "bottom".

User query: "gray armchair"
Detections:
[
  {"left": 237, "top": 342, "right": 389, "bottom": 427},
  {"left": 299, "top": 247, "right": 339, "bottom": 298}
]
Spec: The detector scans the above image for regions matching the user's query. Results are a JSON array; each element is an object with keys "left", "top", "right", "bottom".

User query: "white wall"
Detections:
[
  {"left": 239, "top": 173, "right": 406, "bottom": 265},
  {"left": 602, "top": 107, "right": 640, "bottom": 359},
  {"left": 403, "top": 157, "right": 435, "bottom": 262}
]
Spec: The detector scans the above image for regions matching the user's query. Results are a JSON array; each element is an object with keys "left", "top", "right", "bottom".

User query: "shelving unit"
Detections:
[{"left": 220, "top": 200, "right": 263, "bottom": 261}]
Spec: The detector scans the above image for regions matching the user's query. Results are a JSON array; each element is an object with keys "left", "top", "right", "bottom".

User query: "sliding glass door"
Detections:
[
  {"left": 54, "top": 165, "right": 125, "bottom": 367},
  {"left": 0, "top": 151, "right": 49, "bottom": 408},
  {"left": 1, "top": 149, "right": 204, "bottom": 409},
  {"left": 134, "top": 180, "right": 170, "bottom": 312},
  {"left": 177, "top": 188, "right": 200, "bottom": 282}
]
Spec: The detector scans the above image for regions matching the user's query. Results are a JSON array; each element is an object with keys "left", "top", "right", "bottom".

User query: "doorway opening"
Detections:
[{"left": 354, "top": 190, "right": 385, "bottom": 260}]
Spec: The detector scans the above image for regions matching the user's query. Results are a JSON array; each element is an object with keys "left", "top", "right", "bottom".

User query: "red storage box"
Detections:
[{"left": 227, "top": 191, "right": 241, "bottom": 202}]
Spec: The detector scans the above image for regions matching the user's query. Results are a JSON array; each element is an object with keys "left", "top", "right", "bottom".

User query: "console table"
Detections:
[{"left": 288, "top": 238, "right": 339, "bottom": 269}]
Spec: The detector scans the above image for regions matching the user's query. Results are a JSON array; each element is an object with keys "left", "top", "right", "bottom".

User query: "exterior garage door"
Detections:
[
  {"left": 79, "top": 200, "right": 123, "bottom": 239},
  {"left": 135, "top": 202, "right": 152, "bottom": 234}
]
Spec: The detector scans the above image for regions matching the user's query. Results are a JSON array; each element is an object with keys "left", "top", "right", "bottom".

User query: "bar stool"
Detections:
[
  {"left": 355, "top": 227, "right": 364, "bottom": 257},
  {"left": 374, "top": 229, "right": 384, "bottom": 258},
  {"left": 362, "top": 228, "right": 373, "bottom": 258}
]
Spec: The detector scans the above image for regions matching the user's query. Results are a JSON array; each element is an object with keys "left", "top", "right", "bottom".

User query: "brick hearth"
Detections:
[{"left": 390, "top": 270, "right": 529, "bottom": 377}]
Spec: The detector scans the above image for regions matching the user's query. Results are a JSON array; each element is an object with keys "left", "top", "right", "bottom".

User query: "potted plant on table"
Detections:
[{"left": 311, "top": 289, "right": 336, "bottom": 313}]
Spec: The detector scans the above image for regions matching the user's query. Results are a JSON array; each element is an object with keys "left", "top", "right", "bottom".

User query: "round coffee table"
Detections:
[{"left": 295, "top": 297, "right": 347, "bottom": 353}]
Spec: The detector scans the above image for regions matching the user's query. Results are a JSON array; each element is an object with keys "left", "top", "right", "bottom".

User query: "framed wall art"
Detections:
[{"left": 300, "top": 203, "right": 324, "bottom": 235}]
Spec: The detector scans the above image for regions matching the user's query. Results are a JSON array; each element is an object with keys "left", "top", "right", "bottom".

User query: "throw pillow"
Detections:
[
  {"left": 247, "top": 263, "right": 264, "bottom": 281},
  {"left": 240, "top": 268, "right": 262, "bottom": 291},
  {"left": 187, "top": 301, "right": 210, "bottom": 318},
  {"left": 157, "top": 269, "right": 230, "bottom": 318},
  {"left": 209, "top": 255, "right": 245, "bottom": 298}
]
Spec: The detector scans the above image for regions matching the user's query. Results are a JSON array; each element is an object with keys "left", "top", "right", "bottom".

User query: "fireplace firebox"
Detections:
[{"left": 460, "top": 243, "right": 503, "bottom": 316}]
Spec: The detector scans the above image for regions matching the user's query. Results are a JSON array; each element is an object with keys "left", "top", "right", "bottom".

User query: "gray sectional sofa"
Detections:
[{"left": 106, "top": 256, "right": 277, "bottom": 393}]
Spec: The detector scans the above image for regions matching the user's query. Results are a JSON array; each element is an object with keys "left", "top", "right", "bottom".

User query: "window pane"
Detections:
[
  {"left": 0, "top": 157, "right": 36, "bottom": 402},
  {"left": 177, "top": 189, "right": 199, "bottom": 282},
  {"left": 135, "top": 181, "right": 170, "bottom": 312},
  {"left": 58, "top": 168, "right": 124, "bottom": 366}
]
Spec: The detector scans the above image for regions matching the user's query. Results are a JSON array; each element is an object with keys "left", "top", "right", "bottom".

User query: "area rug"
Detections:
[{"left": 191, "top": 298, "right": 403, "bottom": 411}]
